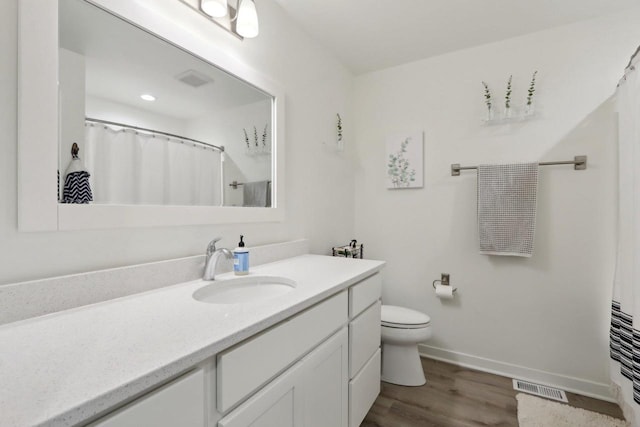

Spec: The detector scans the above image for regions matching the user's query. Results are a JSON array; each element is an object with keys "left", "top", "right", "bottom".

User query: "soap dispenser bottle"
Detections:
[{"left": 233, "top": 235, "right": 249, "bottom": 276}]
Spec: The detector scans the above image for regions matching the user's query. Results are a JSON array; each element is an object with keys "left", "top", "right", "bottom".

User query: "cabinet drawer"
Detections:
[
  {"left": 349, "top": 300, "right": 381, "bottom": 378},
  {"left": 89, "top": 369, "right": 205, "bottom": 427},
  {"left": 348, "top": 349, "right": 381, "bottom": 427},
  {"left": 217, "top": 291, "right": 348, "bottom": 412},
  {"left": 349, "top": 273, "right": 381, "bottom": 319}
]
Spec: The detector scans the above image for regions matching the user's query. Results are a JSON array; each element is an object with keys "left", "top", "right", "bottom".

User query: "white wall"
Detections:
[
  {"left": 354, "top": 9, "right": 640, "bottom": 398},
  {"left": 0, "top": 0, "right": 354, "bottom": 285},
  {"left": 59, "top": 48, "right": 86, "bottom": 175}
]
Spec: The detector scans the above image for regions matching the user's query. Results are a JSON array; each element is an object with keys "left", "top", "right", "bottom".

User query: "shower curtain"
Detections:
[
  {"left": 610, "top": 59, "right": 640, "bottom": 425},
  {"left": 84, "top": 124, "right": 222, "bottom": 205}
]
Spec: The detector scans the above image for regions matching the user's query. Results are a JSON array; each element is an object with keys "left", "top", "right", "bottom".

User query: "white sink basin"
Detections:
[{"left": 193, "top": 276, "right": 296, "bottom": 305}]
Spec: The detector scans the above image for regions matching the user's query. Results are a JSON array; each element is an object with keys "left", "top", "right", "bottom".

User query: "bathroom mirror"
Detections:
[
  {"left": 59, "top": 0, "right": 272, "bottom": 208},
  {"left": 18, "top": 0, "right": 285, "bottom": 230}
]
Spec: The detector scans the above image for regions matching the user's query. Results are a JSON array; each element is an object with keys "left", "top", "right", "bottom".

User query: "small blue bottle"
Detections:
[{"left": 233, "top": 235, "right": 249, "bottom": 275}]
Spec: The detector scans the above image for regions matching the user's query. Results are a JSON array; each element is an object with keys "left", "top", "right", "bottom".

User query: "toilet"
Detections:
[{"left": 380, "top": 305, "right": 432, "bottom": 386}]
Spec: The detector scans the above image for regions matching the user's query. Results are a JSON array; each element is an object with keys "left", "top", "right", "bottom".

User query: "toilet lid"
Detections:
[{"left": 381, "top": 305, "right": 431, "bottom": 328}]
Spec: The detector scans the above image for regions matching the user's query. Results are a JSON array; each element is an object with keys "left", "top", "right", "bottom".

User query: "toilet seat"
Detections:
[{"left": 381, "top": 305, "right": 431, "bottom": 329}]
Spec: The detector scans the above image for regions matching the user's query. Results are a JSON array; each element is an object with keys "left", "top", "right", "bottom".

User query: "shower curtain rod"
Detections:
[
  {"left": 450, "top": 155, "right": 587, "bottom": 176},
  {"left": 618, "top": 45, "right": 640, "bottom": 87},
  {"left": 625, "top": 44, "right": 640, "bottom": 70},
  {"left": 85, "top": 117, "right": 224, "bottom": 152}
]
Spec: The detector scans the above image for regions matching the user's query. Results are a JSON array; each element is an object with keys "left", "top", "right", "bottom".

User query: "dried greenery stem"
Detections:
[
  {"left": 243, "top": 128, "right": 250, "bottom": 148},
  {"left": 482, "top": 81, "right": 492, "bottom": 109},
  {"left": 527, "top": 71, "right": 538, "bottom": 106},
  {"left": 262, "top": 124, "right": 268, "bottom": 147},
  {"left": 505, "top": 75, "right": 512, "bottom": 109}
]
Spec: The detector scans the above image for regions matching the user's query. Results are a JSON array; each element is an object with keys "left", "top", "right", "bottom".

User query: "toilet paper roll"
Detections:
[{"left": 435, "top": 284, "right": 454, "bottom": 299}]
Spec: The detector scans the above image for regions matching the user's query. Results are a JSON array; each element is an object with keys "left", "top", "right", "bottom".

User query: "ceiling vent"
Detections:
[
  {"left": 175, "top": 70, "right": 214, "bottom": 88},
  {"left": 513, "top": 379, "right": 568, "bottom": 402}
]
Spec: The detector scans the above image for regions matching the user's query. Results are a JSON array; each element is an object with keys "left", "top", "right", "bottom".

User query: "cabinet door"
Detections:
[
  {"left": 303, "top": 327, "right": 349, "bottom": 427},
  {"left": 89, "top": 369, "right": 205, "bottom": 427},
  {"left": 217, "top": 361, "right": 304, "bottom": 427}
]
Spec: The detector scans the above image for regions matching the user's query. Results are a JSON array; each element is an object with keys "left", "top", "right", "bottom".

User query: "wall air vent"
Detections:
[
  {"left": 513, "top": 379, "right": 568, "bottom": 402},
  {"left": 175, "top": 69, "right": 214, "bottom": 88}
]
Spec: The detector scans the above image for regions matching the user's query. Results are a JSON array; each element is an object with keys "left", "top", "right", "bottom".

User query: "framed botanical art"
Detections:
[{"left": 386, "top": 131, "right": 424, "bottom": 189}]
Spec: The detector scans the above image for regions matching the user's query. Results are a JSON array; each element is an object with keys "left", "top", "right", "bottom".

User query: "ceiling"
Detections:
[{"left": 273, "top": 0, "right": 638, "bottom": 75}]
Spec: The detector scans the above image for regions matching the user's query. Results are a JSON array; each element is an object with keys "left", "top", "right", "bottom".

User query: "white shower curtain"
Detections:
[
  {"left": 84, "top": 124, "right": 222, "bottom": 205},
  {"left": 610, "top": 60, "right": 640, "bottom": 425}
]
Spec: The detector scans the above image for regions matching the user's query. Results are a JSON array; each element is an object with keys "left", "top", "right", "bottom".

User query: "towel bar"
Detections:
[
  {"left": 451, "top": 155, "right": 587, "bottom": 176},
  {"left": 229, "top": 180, "right": 272, "bottom": 190}
]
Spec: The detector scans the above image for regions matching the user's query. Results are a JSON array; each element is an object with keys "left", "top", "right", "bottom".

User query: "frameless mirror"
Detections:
[{"left": 58, "top": 0, "right": 273, "bottom": 208}]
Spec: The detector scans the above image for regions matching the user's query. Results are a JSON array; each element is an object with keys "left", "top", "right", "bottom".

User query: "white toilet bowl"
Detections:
[{"left": 381, "top": 305, "right": 432, "bottom": 386}]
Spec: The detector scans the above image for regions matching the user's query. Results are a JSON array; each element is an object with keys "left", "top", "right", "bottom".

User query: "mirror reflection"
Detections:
[{"left": 58, "top": 0, "right": 273, "bottom": 207}]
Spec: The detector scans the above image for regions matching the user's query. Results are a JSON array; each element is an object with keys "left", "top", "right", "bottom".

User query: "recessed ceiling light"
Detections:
[{"left": 140, "top": 94, "right": 156, "bottom": 101}]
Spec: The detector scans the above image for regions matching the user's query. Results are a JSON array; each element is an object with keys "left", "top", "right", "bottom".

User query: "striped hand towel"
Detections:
[
  {"left": 477, "top": 163, "right": 538, "bottom": 257},
  {"left": 62, "top": 170, "right": 93, "bottom": 204}
]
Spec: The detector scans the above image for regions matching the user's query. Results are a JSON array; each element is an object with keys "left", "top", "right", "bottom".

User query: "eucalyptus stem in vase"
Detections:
[
  {"left": 504, "top": 75, "right": 512, "bottom": 118},
  {"left": 526, "top": 71, "right": 538, "bottom": 115},
  {"left": 253, "top": 126, "right": 258, "bottom": 148},
  {"left": 243, "top": 128, "right": 250, "bottom": 149},
  {"left": 482, "top": 81, "right": 493, "bottom": 121},
  {"left": 262, "top": 124, "right": 268, "bottom": 151},
  {"left": 336, "top": 113, "right": 343, "bottom": 150}
]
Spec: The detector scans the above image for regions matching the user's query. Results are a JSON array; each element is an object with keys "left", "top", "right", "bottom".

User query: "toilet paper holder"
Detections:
[{"left": 432, "top": 273, "right": 457, "bottom": 293}]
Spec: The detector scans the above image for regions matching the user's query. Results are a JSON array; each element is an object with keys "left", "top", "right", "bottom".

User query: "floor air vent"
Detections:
[{"left": 512, "top": 379, "right": 568, "bottom": 402}]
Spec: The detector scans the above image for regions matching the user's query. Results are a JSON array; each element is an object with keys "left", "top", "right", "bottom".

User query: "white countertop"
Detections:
[{"left": 0, "top": 255, "right": 384, "bottom": 427}]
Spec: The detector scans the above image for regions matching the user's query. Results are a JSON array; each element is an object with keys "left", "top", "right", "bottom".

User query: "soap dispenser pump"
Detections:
[{"left": 233, "top": 235, "right": 249, "bottom": 276}]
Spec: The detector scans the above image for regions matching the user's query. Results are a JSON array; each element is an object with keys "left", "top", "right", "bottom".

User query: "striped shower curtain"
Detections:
[{"left": 610, "top": 59, "right": 640, "bottom": 425}]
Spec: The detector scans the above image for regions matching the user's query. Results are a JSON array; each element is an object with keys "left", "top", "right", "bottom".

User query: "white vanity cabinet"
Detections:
[
  {"left": 88, "top": 273, "right": 382, "bottom": 427},
  {"left": 348, "top": 273, "right": 382, "bottom": 427}
]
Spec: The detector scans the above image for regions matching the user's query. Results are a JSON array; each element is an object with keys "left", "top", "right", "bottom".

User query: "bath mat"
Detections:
[{"left": 516, "top": 393, "right": 629, "bottom": 427}]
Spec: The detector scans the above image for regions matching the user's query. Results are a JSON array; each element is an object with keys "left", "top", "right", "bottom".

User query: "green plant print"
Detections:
[{"left": 387, "top": 137, "right": 416, "bottom": 188}]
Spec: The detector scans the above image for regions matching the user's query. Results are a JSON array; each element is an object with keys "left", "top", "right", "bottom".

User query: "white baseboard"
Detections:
[{"left": 418, "top": 344, "right": 615, "bottom": 403}]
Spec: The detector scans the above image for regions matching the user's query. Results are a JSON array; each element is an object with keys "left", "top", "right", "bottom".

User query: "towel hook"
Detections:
[{"left": 71, "top": 143, "right": 79, "bottom": 159}]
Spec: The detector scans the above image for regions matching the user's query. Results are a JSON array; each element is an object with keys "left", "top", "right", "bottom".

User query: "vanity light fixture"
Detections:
[
  {"left": 140, "top": 94, "right": 156, "bottom": 101},
  {"left": 235, "top": 0, "right": 259, "bottom": 39},
  {"left": 201, "top": 0, "right": 228, "bottom": 18},
  {"left": 188, "top": 0, "right": 259, "bottom": 39}
]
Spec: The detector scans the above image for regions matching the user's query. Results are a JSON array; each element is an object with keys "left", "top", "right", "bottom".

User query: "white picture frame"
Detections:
[{"left": 386, "top": 131, "right": 424, "bottom": 189}]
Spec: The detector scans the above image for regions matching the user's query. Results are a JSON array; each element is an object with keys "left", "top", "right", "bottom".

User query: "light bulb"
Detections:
[
  {"left": 201, "top": 0, "right": 228, "bottom": 18},
  {"left": 236, "top": 0, "right": 259, "bottom": 38},
  {"left": 140, "top": 94, "right": 156, "bottom": 102}
]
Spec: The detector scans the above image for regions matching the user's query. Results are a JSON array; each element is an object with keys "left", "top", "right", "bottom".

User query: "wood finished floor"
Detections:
[{"left": 361, "top": 357, "right": 624, "bottom": 427}]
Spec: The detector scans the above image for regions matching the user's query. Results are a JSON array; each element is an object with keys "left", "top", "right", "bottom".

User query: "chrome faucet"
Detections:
[{"left": 203, "top": 237, "right": 233, "bottom": 280}]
